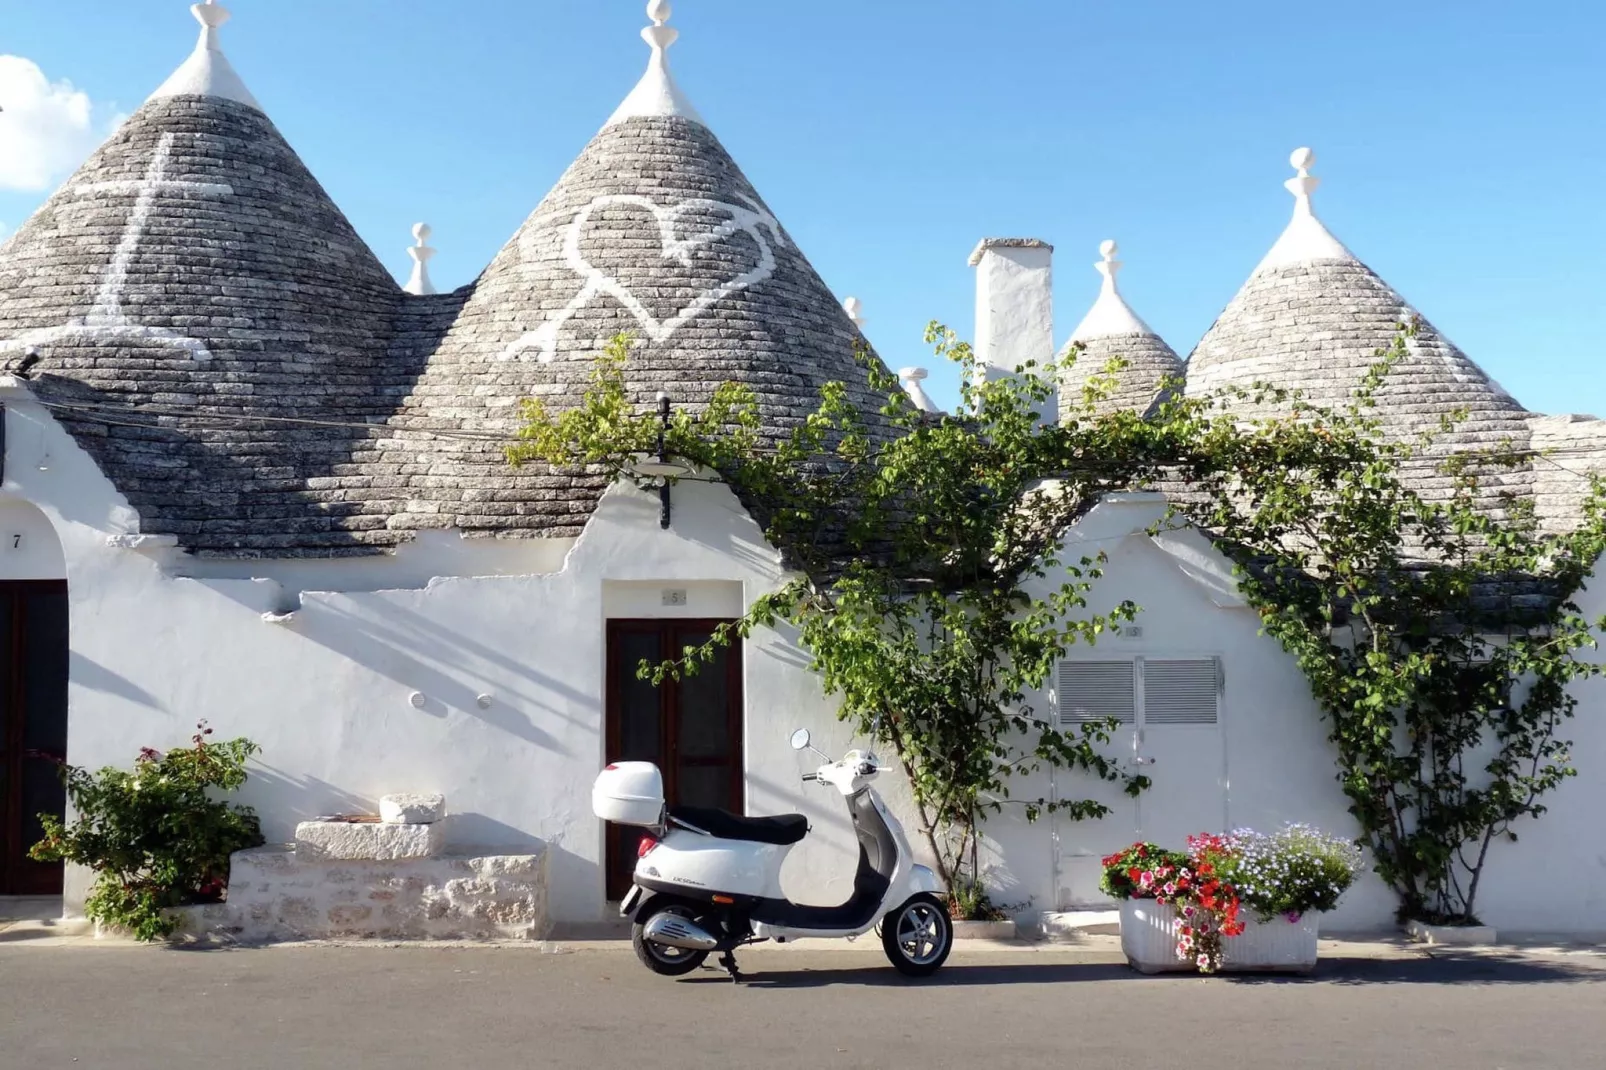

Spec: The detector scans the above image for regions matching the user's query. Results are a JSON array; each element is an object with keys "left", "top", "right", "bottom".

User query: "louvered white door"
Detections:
[
  {"left": 1051, "top": 660, "right": 1140, "bottom": 909},
  {"left": 1135, "top": 657, "right": 1226, "bottom": 848},
  {"left": 1050, "top": 656, "right": 1227, "bottom": 908}
]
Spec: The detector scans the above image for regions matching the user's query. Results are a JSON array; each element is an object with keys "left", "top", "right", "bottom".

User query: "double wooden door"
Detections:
[
  {"left": 604, "top": 619, "right": 743, "bottom": 900},
  {"left": 0, "top": 580, "right": 69, "bottom": 896}
]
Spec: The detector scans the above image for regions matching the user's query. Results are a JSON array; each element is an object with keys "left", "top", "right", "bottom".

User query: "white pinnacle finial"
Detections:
[
  {"left": 405, "top": 223, "right": 438, "bottom": 296},
  {"left": 149, "top": 0, "right": 259, "bottom": 108},
  {"left": 899, "top": 367, "right": 941, "bottom": 415},
  {"left": 1069, "top": 239, "right": 1153, "bottom": 342},
  {"left": 1286, "top": 146, "right": 1321, "bottom": 214},
  {"left": 605, "top": 0, "right": 704, "bottom": 127},
  {"left": 195, "top": 0, "right": 230, "bottom": 45},
  {"left": 1095, "top": 240, "right": 1123, "bottom": 294},
  {"left": 844, "top": 296, "right": 866, "bottom": 329},
  {"left": 1253, "top": 145, "right": 1353, "bottom": 273}
]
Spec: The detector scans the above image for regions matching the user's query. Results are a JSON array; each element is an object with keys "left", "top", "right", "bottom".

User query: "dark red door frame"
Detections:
[
  {"left": 1, "top": 579, "right": 69, "bottom": 896},
  {"left": 603, "top": 618, "right": 743, "bottom": 901}
]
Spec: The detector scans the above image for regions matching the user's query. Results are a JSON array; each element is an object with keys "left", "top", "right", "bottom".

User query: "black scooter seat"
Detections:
[{"left": 669, "top": 806, "right": 809, "bottom": 846}]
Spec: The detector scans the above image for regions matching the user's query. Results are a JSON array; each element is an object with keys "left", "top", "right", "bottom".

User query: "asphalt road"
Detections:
[{"left": 1, "top": 943, "right": 1602, "bottom": 1069}]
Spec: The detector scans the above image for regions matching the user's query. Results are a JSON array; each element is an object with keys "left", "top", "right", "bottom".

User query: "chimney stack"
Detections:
[{"left": 969, "top": 237, "right": 1055, "bottom": 417}]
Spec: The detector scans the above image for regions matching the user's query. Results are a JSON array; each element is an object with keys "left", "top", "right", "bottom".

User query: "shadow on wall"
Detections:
[
  {"left": 245, "top": 765, "right": 376, "bottom": 835},
  {"left": 282, "top": 596, "right": 598, "bottom": 754},
  {"left": 70, "top": 651, "right": 165, "bottom": 710},
  {"left": 449, "top": 812, "right": 548, "bottom": 854}
]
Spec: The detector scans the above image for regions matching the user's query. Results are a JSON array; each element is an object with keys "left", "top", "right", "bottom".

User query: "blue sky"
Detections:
[{"left": 2, "top": 0, "right": 1601, "bottom": 415}]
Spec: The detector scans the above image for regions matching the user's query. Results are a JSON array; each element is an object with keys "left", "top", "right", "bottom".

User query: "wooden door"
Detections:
[
  {"left": 604, "top": 619, "right": 742, "bottom": 901},
  {"left": 1, "top": 580, "right": 69, "bottom": 896}
]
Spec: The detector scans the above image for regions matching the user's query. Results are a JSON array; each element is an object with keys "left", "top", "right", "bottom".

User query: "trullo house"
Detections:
[{"left": 0, "top": 1, "right": 1602, "bottom": 936}]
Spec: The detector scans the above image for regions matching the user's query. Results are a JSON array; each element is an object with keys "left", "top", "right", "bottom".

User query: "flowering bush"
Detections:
[
  {"left": 1171, "top": 834, "right": 1245, "bottom": 973},
  {"left": 29, "top": 723, "right": 264, "bottom": 941},
  {"left": 1211, "top": 824, "right": 1364, "bottom": 922},
  {"left": 1099, "top": 843, "right": 1190, "bottom": 901}
]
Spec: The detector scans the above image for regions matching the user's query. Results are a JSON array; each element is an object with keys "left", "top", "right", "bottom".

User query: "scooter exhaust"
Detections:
[{"left": 643, "top": 913, "right": 719, "bottom": 951}]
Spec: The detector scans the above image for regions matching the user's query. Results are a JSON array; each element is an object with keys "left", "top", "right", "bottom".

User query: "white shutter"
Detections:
[
  {"left": 1056, "top": 660, "right": 1137, "bottom": 727},
  {"left": 1142, "top": 658, "right": 1220, "bottom": 725}
]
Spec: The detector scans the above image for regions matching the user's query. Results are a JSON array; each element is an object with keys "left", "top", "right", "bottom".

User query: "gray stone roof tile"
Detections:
[{"left": 0, "top": 94, "right": 891, "bottom": 556}]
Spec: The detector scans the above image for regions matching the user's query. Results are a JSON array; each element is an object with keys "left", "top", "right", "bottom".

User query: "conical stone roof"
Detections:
[
  {"left": 381, "top": 6, "right": 887, "bottom": 538},
  {"left": 1058, "top": 241, "right": 1181, "bottom": 419},
  {"left": 0, "top": 3, "right": 404, "bottom": 556},
  {"left": 1183, "top": 149, "right": 1531, "bottom": 505}
]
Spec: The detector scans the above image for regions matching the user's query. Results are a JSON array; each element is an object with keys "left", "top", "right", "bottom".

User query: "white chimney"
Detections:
[
  {"left": 970, "top": 238, "right": 1053, "bottom": 373},
  {"left": 969, "top": 238, "right": 1055, "bottom": 419}
]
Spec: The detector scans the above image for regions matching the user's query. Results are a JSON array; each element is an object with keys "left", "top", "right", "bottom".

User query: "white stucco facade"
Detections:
[{"left": 6, "top": 383, "right": 1605, "bottom": 935}]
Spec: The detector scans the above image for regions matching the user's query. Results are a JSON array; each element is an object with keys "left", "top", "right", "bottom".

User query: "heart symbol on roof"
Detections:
[{"left": 499, "top": 193, "right": 789, "bottom": 362}]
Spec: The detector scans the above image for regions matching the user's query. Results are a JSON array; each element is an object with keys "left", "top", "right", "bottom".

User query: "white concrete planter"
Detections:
[
  {"left": 1223, "top": 914, "right": 1319, "bottom": 973},
  {"left": 1120, "top": 900, "right": 1320, "bottom": 974},
  {"left": 1121, "top": 900, "right": 1192, "bottom": 973},
  {"left": 951, "top": 919, "right": 1016, "bottom": 941}
]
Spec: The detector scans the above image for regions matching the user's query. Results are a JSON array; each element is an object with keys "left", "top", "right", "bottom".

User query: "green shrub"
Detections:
[{"left": 30, "top": 722, "right": 265, "bottom": 941}]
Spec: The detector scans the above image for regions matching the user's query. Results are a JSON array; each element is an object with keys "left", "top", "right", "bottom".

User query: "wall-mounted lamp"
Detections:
[{"left": 628, "top": 392, "right": 691, "bottom": 530}]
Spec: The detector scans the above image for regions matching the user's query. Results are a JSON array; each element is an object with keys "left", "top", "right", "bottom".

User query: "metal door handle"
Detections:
[{"left": 1135, "top": 757, "right": 1157, "bottom": 766}]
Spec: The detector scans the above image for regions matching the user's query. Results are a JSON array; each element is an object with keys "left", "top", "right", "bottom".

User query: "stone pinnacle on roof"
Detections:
[
  {"left": 1069, "top": 240, "right": 1154, "bottom": 341},
  {"left": 844, "top": 296, "right": 866, "bottom": 329},
  {"left": 149, "top": 1, "right": 261, "bottom": 111},
  {"left": 1252, "top": 147, "right": 1354, "bottom": 274},
  {"left": 1058, "top": 240, "right": 1181, "bottom": 419},
  {"left": 606, "top": 0, "right": 706, "bottom": 129},
  {"left": 405, "top": 223, "right": 439, "bottom": 295},
  {"left": 899, "top": 366, "right": 942, "bottom": 414}
]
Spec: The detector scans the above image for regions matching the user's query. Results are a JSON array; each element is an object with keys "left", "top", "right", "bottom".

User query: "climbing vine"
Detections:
[
  {"left": 511, "top": 329, "right": 1183, "bottom": 912},
  {"left": 1167, "top": 334, "right": 1606, "bottom": 923}
]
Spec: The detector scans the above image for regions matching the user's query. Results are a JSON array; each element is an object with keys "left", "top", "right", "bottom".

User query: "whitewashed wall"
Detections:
[
  {"left": 4, "top": 392, "right": 872, "bottom": 924},
  {"left": 8, "top": 389, "right": 1604, "bottom": 933},
  {"left": 973, "top": 494, "right": 1606, "bottom": 934}
]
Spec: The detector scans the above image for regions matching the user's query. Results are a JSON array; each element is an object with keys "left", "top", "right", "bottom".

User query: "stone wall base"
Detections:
[{"left": 175, "top": 845, "right": 550, "bottom": 942}]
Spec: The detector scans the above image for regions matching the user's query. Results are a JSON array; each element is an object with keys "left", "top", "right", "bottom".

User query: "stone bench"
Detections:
[{"left": 175, "top": 793, "right": 550, "bottom": 942}]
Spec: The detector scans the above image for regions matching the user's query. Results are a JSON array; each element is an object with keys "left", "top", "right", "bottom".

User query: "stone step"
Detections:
[
  {"left": 294, "top": 820, "right": 446, "bottom": 861},
  {"left": 1038, "top": 910, "right": 1122, "bottom": 940}
]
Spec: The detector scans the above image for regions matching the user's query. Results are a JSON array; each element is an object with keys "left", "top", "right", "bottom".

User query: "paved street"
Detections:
[{"left": 1, "top": 941, "right": 1602, "bottom": 1069}]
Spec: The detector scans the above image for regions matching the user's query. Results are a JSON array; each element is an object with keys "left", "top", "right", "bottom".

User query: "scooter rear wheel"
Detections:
[
  {"left": 633, "top": 903, "right": 711, "bottom": 976},
  {"left": 881, "top": 893, "right": 953, "bottom": 977}
]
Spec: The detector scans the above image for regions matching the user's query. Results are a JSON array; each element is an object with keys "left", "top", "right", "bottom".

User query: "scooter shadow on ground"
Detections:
[
  {"left": 673, "top": 961, "right": 1136, "bottom": 987},
  {"left": 671, "top": 954, "right": 1606, "bottom": 988}
]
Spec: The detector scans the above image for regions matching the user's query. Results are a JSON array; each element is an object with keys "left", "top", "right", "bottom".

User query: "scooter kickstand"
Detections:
[{"left": 718, "top": 950, "right": 742, "bottom": 984}]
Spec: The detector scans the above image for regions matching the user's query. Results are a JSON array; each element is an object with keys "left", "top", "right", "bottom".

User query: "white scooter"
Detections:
[{"left": 591, "top": 728, "right": 952, "bottom": 981}]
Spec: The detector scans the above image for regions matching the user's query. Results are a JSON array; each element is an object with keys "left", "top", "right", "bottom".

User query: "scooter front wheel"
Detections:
[
  {"left": 633, "top": 903, "right": 711, "bottom": 976},
  {"left": 881, "top": 893, "right": 953, "bottom": 977}
]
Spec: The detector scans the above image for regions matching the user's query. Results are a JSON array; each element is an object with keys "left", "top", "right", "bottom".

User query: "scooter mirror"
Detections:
[{"left": 789, "top": 729, "right": 811, "bottom": 751}]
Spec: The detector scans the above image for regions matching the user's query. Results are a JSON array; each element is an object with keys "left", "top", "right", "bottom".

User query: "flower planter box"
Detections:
[{"left": 1120, "top": 900, "right": 1320, "bottom": 974}]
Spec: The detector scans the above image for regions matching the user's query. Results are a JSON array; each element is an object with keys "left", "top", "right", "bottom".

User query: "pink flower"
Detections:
[
  {"left": 1197, "top": 954, "right": 1211, "bottom": 969},
  {"left": 1138, "top": 870, "right": 1155, "bottom": 888},
  {"left": 1163, "top": 882, "right": 1177, "bottom": 896}
]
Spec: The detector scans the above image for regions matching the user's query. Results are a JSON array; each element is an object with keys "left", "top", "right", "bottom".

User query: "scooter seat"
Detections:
[{"left": 669, "top": 806, "right": 809, "bottom": 846}]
